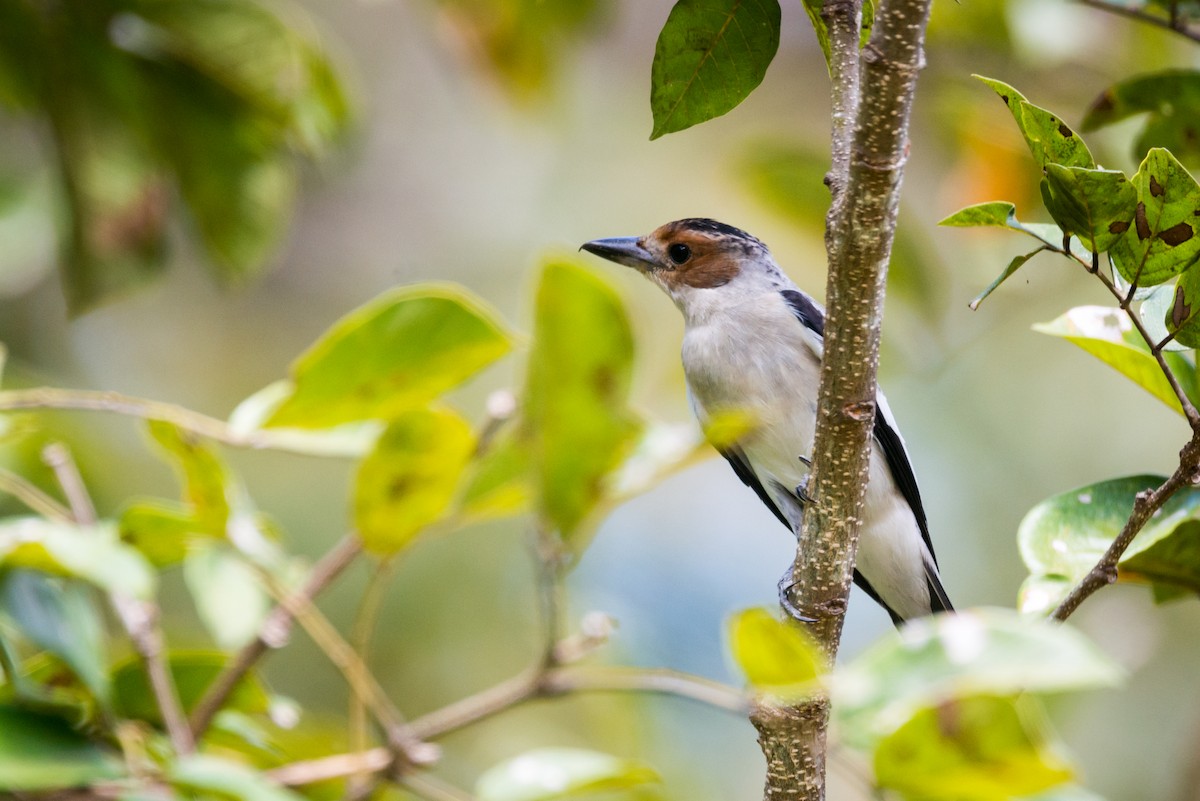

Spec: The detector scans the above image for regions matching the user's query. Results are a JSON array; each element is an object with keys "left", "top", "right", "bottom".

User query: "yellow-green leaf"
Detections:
[
  {"left": 727, "top": 607, "right": 822, "bottom": 698},
  {"left": 354, "top": 407, "right": 476, "bottom": 555},
  {"left": 146, "top": 420, "right": 231, "bottom": 536}
]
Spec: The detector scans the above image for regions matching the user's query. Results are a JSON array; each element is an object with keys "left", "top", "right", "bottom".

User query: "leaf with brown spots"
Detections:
[
  {"left": 1111, "top": 148, "right": 1200, "bottom": 287},
  {"left": 1165, "top": 262, "right": 1200, "bottom": 348},
  {"left": 975, "top": 75, "right": 1094, "bottom": 170},
  {"left": 1040, "top": 165, "right": 1136, "bottom": 253},
  {"left": 1082, "top": 69, "right": 1200, "bottom": 168}
]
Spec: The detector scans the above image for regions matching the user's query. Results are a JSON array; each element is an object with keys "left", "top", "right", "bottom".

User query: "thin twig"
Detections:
[
  {"left": 542, "top": 665, "right": 750, "bottom": 715},
  {"left": 1078, "top": 0, "right": 1200, "bottom": 43},
  {"left": 267, "top": 749, "right": 394, "bottom": 788},
  {"left": 189, "top": 535, "right": 362, "bottom": 737},
  {"left": 42, "top": 443, "right": 195, "bottom": 756},
  {"left": 347, "top": 557, "right": 399, "bottom": 793},
  {"left": 0, "top": 467, "right": 72, "bottom": 520}
]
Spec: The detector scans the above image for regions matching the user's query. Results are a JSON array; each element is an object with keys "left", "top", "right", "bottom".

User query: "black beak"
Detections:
[{"left": 580, "top": 236, "right": 656, "bottom": 271}]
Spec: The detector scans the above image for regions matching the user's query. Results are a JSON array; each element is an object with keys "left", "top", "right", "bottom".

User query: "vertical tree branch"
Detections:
[{"left": 756, "top": 0, "right": 935, "bottom": 798}]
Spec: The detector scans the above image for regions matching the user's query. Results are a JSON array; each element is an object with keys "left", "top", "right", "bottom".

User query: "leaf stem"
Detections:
[{"left": 1077, "top": 0, "right": 1200, "bottom": 43}]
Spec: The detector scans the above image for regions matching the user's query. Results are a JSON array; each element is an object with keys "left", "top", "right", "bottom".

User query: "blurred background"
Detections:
[{"left": 2, "top": 0, "right": 1199, "bottom": 798}]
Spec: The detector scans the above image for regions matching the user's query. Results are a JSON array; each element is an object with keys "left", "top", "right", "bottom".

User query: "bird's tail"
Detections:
[{"left": 924, "top": 556, "right": 954, "bottom": 615}]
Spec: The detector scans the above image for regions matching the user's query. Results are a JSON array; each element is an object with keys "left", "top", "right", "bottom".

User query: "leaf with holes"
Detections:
[
  {"left": 975, "top": 76, "right": 1094, "bottom": 170},
  {"left": 1040, "top": 166, "right": 1136, "bottom": 254},
  {"left": 1110, "top": 149, "right": 1200, "bottom": 287},
  {"left": 1017, "top": 475, "right": 1200, "bottom": 613},
  {"left": 650, "top": 0, "right": 781, "bottom": 139}
]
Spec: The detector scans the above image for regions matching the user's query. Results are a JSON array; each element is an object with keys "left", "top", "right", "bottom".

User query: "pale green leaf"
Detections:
[
  {"left": 183, "top": 543, "right": 269, "bottom": 651},
  {"left": 170, "top": 754, "right": 304, "bottom": 801},
  {"left": 1110, "top": 148, "right": 1200, "bottom": 287},
  {"left": 650, "top": 0, "right": 781, "bottom": 139},
  {"left": 266, "top": 285, "right": 513, "bottom": 428},
  {"left": 727, "top": 607, "right": 822, "bottom": 698},
  {"left": 0, "top": 704, "right": 122, "bottom": 791},
  {"left": 476, "top": 748, "right": 659, "bottom": 801},
  {"left": 0, "top": 518, "right": 155, "bottom": 599},
  {"left": 1138, "top": 283, "right": 1194, "bottom": 352},
  {"left": 975, "top": 76, "right": 1094, "bottom": 169},
  {"left": 354, "top": 407, "right": 476, "bottom": 555}
]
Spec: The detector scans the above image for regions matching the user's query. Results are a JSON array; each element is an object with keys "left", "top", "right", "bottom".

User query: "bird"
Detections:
[{"left": 580, "top": 218, "right": 952, "bottom": 625}]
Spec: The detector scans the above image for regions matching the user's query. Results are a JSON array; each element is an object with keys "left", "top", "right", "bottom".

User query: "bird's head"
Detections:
[{"left": 581, "top": 218, "right": 782, "bottom": 316}]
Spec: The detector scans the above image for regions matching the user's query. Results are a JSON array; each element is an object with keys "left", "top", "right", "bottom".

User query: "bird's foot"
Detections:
[
  {"left": 777, "top": 569, "right": 817, "bottom": 624},
  {"left": 794, "top": 474, "right": 814, "bottom": 506}
]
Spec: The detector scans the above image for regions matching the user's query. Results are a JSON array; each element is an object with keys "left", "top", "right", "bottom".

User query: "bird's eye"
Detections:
[{"left": 667, "top": 243, "right": 691, "bottom": 265}]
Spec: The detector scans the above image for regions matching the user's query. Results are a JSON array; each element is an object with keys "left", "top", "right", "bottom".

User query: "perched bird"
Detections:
[{"left": 581, "top": 218, "right": 951, "bottom": 624}]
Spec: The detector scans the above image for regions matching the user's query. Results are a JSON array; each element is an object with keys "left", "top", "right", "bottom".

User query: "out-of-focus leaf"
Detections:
[
  {"left": 650, "top": 0, "right": 781, "bottom": 139},
  {"left": 1017, "top": 475, "right": 1200, "bottom": 614},
  {"left": 170, "top": 753, "right": 304, "bottom": 801},
  {"left": 524, "top": 260, "right": 640, "bottom": 542},
  {"left": 119, "top": 501, "right": 199, "bottom": 567},
  {"left": 1110, "top": 149, "right": 1200, "bottom": 287},
  {"left": 0, "top": 571, "right": 109, "bottom": 705},
  {"left": 606, "top": 422, "right": 708, "bottom": 501},
  {"left": 975, "top": 76, "right": 1094, "bottom": 170},
  {"left": 1081, "top": 69, "right": 1200, "bottom": 167},
  {"left": 874, "top": 695, "right": 1073, "bottom": 801},
  {"left": 1024, "top": 786, "right": 1109, "bottom": 801},
  {"left": 475, "top": 748, "right": 659, "bottom": 801},
  {"left": 183, "top": 543, "right": 269, "bottom": 651},
  {"left": 146, "top": 420, "right": 230, "bottom": 535},
  {"left": 1039, "top": 166, "right": 1135, "bottom": 254},
  {"left": 354, "top": 408, "right": 475, "bottom": 555},
  {"left": 727, "top": 608, "right": 822, "bottom": 698},
  {"left": 267, "top": 285, "right": 513, "bottom": 429},
  {"left": 0, "top": 704, "right": 122, "bottom": 791},
  {"left": 228, "top": 380, "right": 382, "bottom": 457},
  {"left": 0, "top": 518, "right": 155, "bottom": 599},
  {"left": 833, "top": 609, "right": 1121, "bottom": 749},
  {"left": 112, "top": 651, "right": 269, "bottom": 725},
  {"left": 735, "top": 142, "right": 830, "bottom": 229},
  {"left": 455, "top": 430, "right": 532, "bottom": 525},
  {"left": 1031, "top": 306, "right": 1199, "bottom": 416}
]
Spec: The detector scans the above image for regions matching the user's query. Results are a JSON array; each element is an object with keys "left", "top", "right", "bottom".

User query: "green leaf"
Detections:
[
  {"left": 969, "top": 248, "right": 1049, "bottom": 311},
  {"left": 476, "top": 748, "right": 659, "bottom": 801},
  {"left": 874, "top": 695, "right": 1073, "bottom": 801},
  {"left": 0, "top": 704, "right": 122, "bottom": 791},
  {"left": 1110, "top": 149, "right": 1200, "bottom": 287},
  {"left": 649, "top": 0, "right": 781, "bottom": 139},
  {"left": 455, "top": 430, "right": 533, "bottom": 526},
  {"left": 119, "top": 501, "right": 202, "bottom": 568},
  {"left": 727, "top": 607, "right": 822, "bottom": 698},
  {"left": 266, "top": 285, "right": 513, "bottom": 429},
  {"left": 974, "top": 76, "right": 1094, "bottom": 169},
  {"left": 170, "top": 753, "right": 304, "bottom": 801},
  {"left": 112, "top": 651, "right": 269, "bottom": 725},
  {"left": 1039, "top": 166, "right": 1136, "bottom": 253},
  {"left": 354, "top": 407, "right": 476, "bottom": 555},
  {"left": 1018, "top": 475, "right": 1200, "bottom": 613},
  {"left": 1032, "top": 306, "right": 1199, "bottom": 416},
  {"left": 1138, "top": 283, "right": 1194, "bottom": 352},
  {"left": 0, "top": 571, "right": 109, "bottom": 705},
  {"left": 0, "top": 518, "right": 155, "bottom": 599},
  {"left": 1081, "top": 69, "right": 1200, "bottom": 167},
  {"left": 524, "top": 260, "right": 641, "bottom": 541},
  {"left": 1167, "top": 269, "right": 1200, "bottom": 348},
  {"left": 146, "top": 420, "right": 231, "bottom": 536},
  {"left": 834, "top": 608, "right": 1121, "bottom": 749},
  {"left": 227, "top": 380, "right": 382, "bottom": 457},
  {"left": 938, "top": 201, "right": 1077, "bottom": 254},
  {"left": 183, "top": 543, "right": 269, "bottom": 651}
]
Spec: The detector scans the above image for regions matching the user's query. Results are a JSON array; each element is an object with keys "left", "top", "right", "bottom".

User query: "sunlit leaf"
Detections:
[
  {"left": 1110, "top": 149, "right": 1200, "bottom": 287},
  {"left": 354, "top": 407, "right": 476, "bottom": 555},
  {"left": 1031, "top": 306, "right": 1199, "bottom": 415},
  {"left": 112, "top": 651, "right": 269, "bottom": 725},
  {"left": 874, "top": 695, "right": 1073, "bottom": 801},
  {"left": 228, "top": 380, "right": 382, "bottom": 457},
  {"left": 524, "top": 260, "right": 640, "bottom": 542},
  {"left": 727, "top": 608, "right": 822, "bottom": 698},
  {"left": 975, "top": 76, "right": 1094, "bottom": 170},
  {"left": 0, "top": 704, "right": 121, "bottom": 791},
  {"left": 938, "top": 200, "right": 1077, "bottom": 255},
  {"left": 0, "top": 571, "right": 109, "bottom": 705},
  {"left": 476, "top": 748, "right": 659, "bottom": 801},
  {"left": 650, "top": 0, "right": 781, "bottom": 139},
  {"left": 1017, "top": 475, "right": 1200, "bottom": 614},
  {"left": 0, "top": 518, "right": 155, "bottom": 599},
  {"left": 1039, "top": 166, "right": 1135, "bottom": 254},
  {"left": 184, "top": 543, "right": 269, "bottom": 651},
  {"left": 834, "top": 609, "right": 1121, "bottom": 748},
  {"left": 1081, "top": 69, "right": 1200, "bottom": 167},
  {"left": 267, "top": 285, "right": 513, "bottom": 429},
  {"left": 170, "top": 753, "right": 304, "bottom": 801}
]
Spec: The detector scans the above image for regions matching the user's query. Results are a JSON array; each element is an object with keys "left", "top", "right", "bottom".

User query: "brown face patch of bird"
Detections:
[{"left": 644, "top": 221, "right": 745, "bottom": 289}]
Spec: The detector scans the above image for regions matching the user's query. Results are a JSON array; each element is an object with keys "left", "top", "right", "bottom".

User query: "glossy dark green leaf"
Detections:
[
  {"left": 266, "top": 285, "right": 513, "bottom": 429},
  {"left": 650, "top": 0, "right": 781, "bottom": 139},
  {"left": 1018, "top": 475, "right": 1200, "bottom": 613},
  {"left": 1082, "top": 69, "right": 1200, "bottom": 166},
  {"left": 170, "top": 754, "right": 304, "bottom": 801},
  {"left": 874, "top": 695, "right": 1073, "bottom": 801},
  {"left": 0, "top": 571, "right": 109, "bottom": 705},
  {"left": 975, "top": 76, "right": 1094, "bottom": 170},
  {"left": 112, "top": 651, "right": 269, "bottom": 725},
  {"left": 834, "top": 609, "right": 1121, "bottom": 749},
  {"left": 524, "top": 260, "right": 640, "bottom": 541},
  {"left": 727, "top": 608, "right": 822, "bottom": 698},
  {"left": 0, "top": 518, "right": 155, "bottom": 599},
  {"left": 476, "top": 748, "right": 659, "bottom": 801},
  {"left": 1039, "top": 166, "right": 1136, "bottom": 253},
  {"left": 1032, "top": 306, "right": 1200, "bottom": 416},
  {"left": 0, "top": 704, "right": 122, "bottom": 791},
  {"left": 354, "top": 407, "right": 475, "bottom": 555}
]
